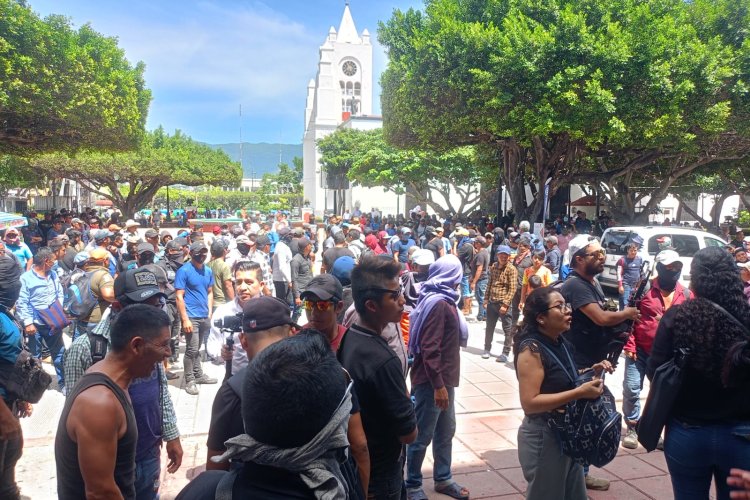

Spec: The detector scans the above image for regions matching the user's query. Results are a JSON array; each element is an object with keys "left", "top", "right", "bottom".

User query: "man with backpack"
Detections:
[
  {"left": 70, "top": 248, "right": 116, "bottom": 341},
  {"left": 63, "top": 268, "right": 182, "bottom": 500}
]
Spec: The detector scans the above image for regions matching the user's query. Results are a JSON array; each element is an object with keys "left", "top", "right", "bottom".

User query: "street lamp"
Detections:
[{"left": 166, "top": 186, "right": 172, "bottom": 221}]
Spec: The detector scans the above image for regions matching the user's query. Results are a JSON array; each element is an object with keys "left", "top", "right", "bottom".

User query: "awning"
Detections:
[
  {"left": 570, "top": 195, "right": 598, "bottom": 206},
  {"left": 95, "top": 199, "right": 113, "bottom": 207},
  {"left": 0, "top": 212, "right": 28, "bottom": 230}
]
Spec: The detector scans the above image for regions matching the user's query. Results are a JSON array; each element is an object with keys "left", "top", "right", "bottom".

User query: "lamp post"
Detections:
[{"left": 166, "top": 185, "right": 172, "bottom": 221}]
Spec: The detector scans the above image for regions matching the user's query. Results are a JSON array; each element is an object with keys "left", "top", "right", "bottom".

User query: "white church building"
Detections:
[{"left": 302, "top": 4, "right": 407, "bottom": 217}]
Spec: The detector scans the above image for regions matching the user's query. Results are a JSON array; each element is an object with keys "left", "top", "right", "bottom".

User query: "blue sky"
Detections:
[{"left": 28, "top": 0, "right": 422, "bottom": 145}]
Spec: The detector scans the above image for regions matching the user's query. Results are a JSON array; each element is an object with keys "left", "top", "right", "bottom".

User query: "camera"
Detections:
[{"left": 213, "top": 313, "right": 242, "bottom": 332}]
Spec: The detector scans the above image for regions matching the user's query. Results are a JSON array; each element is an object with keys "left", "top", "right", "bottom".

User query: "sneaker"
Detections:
[
  {"left": 622, "top": 428, "right": 638, "bottom": 449},
  {"left": 185, "top": 382, "right": 199, "bottom": 395},
  {"left": 476, "top": 316, "right": 486, "bottom": 322},
  {"left": 482, "top": 351, "right": 491, "bottom": 359},
  {"left": 656, "top": 436, "right": 664, "bottom": 450},
  {"left": 165, "top": 371, "right": 180, "bottom": 380},
  {"left": 585, "top": 475, "right": 610, "bottom": 491},
  {"left": 195, "top": 375, "right": 218, "bottom": 385},
  {"left": 496, "top": 354, "right": 508, "bottom": 363}
]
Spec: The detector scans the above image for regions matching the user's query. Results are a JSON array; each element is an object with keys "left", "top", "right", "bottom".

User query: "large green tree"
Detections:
[
  {"left": 346, "top": 129, "right": 494, "bottom": 217},
  {"left": 0, "top": 0, "right": 151, "bottom": 154},
  {"left": 31, "top": 128, "right": 241, "bottom": 217},
  {"left": 379, "top": 0, "right": 750, "bottom": 222}
]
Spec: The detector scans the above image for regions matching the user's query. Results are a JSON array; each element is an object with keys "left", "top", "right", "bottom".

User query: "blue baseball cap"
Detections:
[{"left": 496, "top": 245, "right": 512, "bottom": 255}]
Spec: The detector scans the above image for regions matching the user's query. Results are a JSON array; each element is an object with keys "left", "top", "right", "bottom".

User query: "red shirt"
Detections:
[
  {"left": 303, "top": 323, "right": 347, "bottom": 352},
  {"left": 624, "top": 280, "right": 691, "bottom": 355}
]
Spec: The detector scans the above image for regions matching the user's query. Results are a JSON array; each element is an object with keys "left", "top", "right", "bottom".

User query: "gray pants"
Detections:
[{"left": 517, "top": 416, "right": 586, "bottom": 500}]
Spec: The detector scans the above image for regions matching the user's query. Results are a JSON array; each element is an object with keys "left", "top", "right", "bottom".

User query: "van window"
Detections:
[
  {"left": 647, "top": 234, "right": 700, "bottom": 257},
  {"left": 704, "top": 237, "right": 725, "bottom": 248},
  {"left": 601, "top": 231, "right": 637, "bottom": 255}
]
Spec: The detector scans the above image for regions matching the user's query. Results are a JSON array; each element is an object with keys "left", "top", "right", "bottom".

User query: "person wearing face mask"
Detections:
[
  {"left": 620, "top": 250, "right": 691, "bottom": 450},
  {"left": 16, "top": 247, "right": 67, "bottom": 392},
  {"left": 174, "top": 242, "right": 217, "bottom": 395},
  {"left": 3, "top": 229, "right": 32, "bottom": 271},
  {"left": 159, "top": 240, "right": 186, "bottom": 373}
]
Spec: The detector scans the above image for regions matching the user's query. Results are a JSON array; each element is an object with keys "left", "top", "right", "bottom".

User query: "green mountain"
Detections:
[{"left": 209, "top": 143, "right": 302, "bottom": 178}]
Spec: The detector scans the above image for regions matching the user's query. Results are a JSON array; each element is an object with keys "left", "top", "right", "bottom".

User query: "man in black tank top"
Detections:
[{"left": 55, "top": 304, "right": 172, "bottom": 500}]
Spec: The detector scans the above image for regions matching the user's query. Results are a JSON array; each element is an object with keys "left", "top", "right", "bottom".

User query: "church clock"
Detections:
[{"left": 342, "top": 61, "right": 357, "bottom": 76}]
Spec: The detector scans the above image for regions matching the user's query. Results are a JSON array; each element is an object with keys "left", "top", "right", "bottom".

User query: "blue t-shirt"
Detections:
[
  {"left": 0, "top": 312, "right": 23, "bottom": 400},
  {"left": 174, "top": 262, "right": 213, "bottom": 318},
  {"left": 6, "top": 243, "right": 32, "bottom": 270},
  {"left": 393, "top": 239, "right": 416, "bottom": 263}
]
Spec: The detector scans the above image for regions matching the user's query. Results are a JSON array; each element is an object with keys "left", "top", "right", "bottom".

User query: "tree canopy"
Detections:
[
  {"left": 0, "top": 0, "right": 151, "bottom": 154},
  {"left": 378, "top": 0, "right": 750, "bottom": 222},
  {"left": 31, "top": 127, "right": 241, "bottom": 217}
]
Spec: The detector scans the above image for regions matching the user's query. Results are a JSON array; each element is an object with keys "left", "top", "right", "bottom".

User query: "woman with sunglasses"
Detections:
[{"left": 515, "top": 287, "right": 613, "bottom": 499}]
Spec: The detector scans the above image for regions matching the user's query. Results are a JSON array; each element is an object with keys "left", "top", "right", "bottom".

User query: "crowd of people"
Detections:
[{"left": 0, "top": 204, "right": 749, "bottom": 499}]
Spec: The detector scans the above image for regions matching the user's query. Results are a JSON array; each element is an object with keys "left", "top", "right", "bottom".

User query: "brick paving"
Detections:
[{"left": 15, "top": 305, "right": 692, "bottom": 499}]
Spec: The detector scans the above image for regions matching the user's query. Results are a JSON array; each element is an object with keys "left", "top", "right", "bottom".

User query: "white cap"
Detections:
[
  {"left": 412, "top": 249, "right": 435, "bottom": 266},
  {"left": 655, "top": 250, "right": 681, "bottom": 266}
]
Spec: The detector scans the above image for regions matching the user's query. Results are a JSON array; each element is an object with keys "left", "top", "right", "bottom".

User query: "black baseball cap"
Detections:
[
  {"left": 300, "top": 274, "right": 343, "bottom": 302},
  {"left": 114, "top": 269, "right": 166, "bottom": 303},
  {"left": 189, "top": 241, "right": 208, "bottom": 255},
  {"left": 144, "top": 228, "right": 159, "bottom": 239},
  {"left": 242, "top": 296, "right": 299, "bottom": 333},
  {"left": 136, "top": 242, "right": 155, "bottom": 254}
]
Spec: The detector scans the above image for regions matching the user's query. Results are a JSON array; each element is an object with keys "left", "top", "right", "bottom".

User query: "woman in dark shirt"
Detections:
[
  {"left": 514, "top": 287, "right": 613, "bottom": 500},
  {"left": 648, "top": 247, "right": 750, "bottom": 500}
]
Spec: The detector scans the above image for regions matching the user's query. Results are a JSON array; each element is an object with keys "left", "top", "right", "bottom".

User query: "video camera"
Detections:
[{"left": 213, "top": 313, "right": 242, "bottom": 380}]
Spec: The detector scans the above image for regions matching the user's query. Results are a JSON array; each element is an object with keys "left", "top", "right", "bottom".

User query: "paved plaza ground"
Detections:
[{"left": 16, "top": 303, "right": 697, "bottom": 500}]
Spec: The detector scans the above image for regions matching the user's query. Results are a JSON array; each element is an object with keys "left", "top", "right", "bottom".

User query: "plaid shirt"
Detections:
[
  {"left": 486, "top": 262, "right": 518, "bottom": 306},
  {"left": 63, "top": 308, "right": 179, "bottom": 442}
]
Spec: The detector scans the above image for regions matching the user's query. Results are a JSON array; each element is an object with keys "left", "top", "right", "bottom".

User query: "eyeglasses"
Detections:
[
  {"left": 303, "top": 299, "right": 337, "bottom": 311},
  {"left": 545, "top": 302, "right": 572, "bottom": 313},
  {"left": 363, "top": 287, "right": 403, "bottom": 300}
]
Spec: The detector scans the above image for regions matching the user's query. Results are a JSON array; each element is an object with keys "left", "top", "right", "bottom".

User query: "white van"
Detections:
[{"left": 599, "top": 226, "right": 727, "bottom": 289}]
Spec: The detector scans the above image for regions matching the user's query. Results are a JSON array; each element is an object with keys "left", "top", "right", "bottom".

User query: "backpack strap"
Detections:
[
  {"left": 88, "top": 330, "right": 109, "bottom": 364},
  {"left": 215, "top": 468, "right": 239, "bottom": 500},
  {"left": 534, "top": 341, "right": 577, "bottom": 384}
]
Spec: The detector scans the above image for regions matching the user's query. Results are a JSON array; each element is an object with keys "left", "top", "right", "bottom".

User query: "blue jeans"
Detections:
[
  {"left": 665, "top": 418, "right": 750, "bottom": 500},
  {"left": 27, "top": 324, "right": 65, "bottom": 389},
  {"left": 461, "top": 274, "right": 471, "bottom": 298},
  {"left": 622, "top": 348, "right": 649, "bottom": 426},
  {"left": 619, "top": 283, "right": 633, "bottom": 311},
  {"left": 474, "top": 278, "right": 488, "bottom": 319},
  {"left": 134, "top": 445, "right": 161, "bottom": 500},
  {"left": 406, "top": 383, "right": 456, "bottom": 490}
]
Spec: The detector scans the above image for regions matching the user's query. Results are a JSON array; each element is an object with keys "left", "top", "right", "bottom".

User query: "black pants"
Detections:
[
  {"left": 273, "top": 281, "right": 293, "bottom": 312},
  {"left": 368, "top": 455, "right": 406, "bottom": 500},
  {"left": 485, "top": 302, "right": 513, "bottom": 354},
  {"left": 183, "top": 317, "right": 209, "bottom": 383}
]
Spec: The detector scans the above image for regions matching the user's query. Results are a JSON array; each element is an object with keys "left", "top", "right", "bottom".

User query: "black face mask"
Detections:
[
  {"left": 237, "top": 243, "right": 251, "bottom": 255},
  {"left": 193, "top": 254, "right": 207, "bottom": 264},
  {"left": 656, "top": 262, "right": 681, "bottom": 291},
  {"left": 167, "top": 252, "right": 183, "bottom": 267}
]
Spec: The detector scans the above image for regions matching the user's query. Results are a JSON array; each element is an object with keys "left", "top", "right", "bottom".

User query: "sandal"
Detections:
[
  {"left": 406, "top": 488, "right": 429, "bottom": 500},
  {"left": 435, "top": 482, "right": 470, "bottom": 500}
]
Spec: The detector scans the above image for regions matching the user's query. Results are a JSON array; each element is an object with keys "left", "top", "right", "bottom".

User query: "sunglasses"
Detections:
[
  {"left": 303, "top": 299, "right": 338, "bottom": 311},
  {"left": 363, "top": 287, "right": 403, "bottom": 300}
]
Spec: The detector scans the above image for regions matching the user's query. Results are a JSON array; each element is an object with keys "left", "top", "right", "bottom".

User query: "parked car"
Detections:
[{"left": 599, "top": 226, "right": 727, "bottom": 289}]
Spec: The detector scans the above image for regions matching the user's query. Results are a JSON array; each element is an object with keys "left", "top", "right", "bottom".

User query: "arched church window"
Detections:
[
  {"left": 345, "top": 99, "right": 352, "bottom": 112},
  {"left": 340, "top": 81, "right": 345, "bottom": 91},
  {"left": 346, "top": 82, "right": 353, "bottom": 96},
  {"left": 354, "top": 82, "right": 361, "bottom": 96}
]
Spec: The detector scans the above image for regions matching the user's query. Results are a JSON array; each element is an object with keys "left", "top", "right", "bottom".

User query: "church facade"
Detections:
[{"left": 302, "top": 4, "right": 404, "bottom": 217}]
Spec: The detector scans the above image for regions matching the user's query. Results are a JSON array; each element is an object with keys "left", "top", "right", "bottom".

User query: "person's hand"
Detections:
[
  {"left": 220, "top": 343, "right": 233, "bottom": 362},
  {"left": 623, "top": 307, "right": 640, "bottom": 321},
  {"left": 500, "top": 304, "right": 509, "bottom": 315},
  {"left": 618, "top": 285, "right": 624, "bottom": 295},
  {"left": 0, "top": 404, "right": 21, "bottom": 440},
  {"left": 729, "top": 468, "right": 750, "bottom": 498},
  {"left": 24, "top": 324, "right": 36, "bottom": 335},
  {"left": 519, "top": 302, "right": 525, "bottom": 312},
  {"left": 16, "top": 401, "right": 33, "bottom": 418},
  {"left": 295, "top": 298, "right": 302, "bottom": 306},
  {"left": 577, "top": 377, "right": 604, "bottom": 400},
  {"left": 483, "top": 301, "right": 488, "bottom": 308},
  {"left": 165, "top": 438, "right": 183, "bottom": 473},
  {"left": 591, "top": 360, "right": 614, "bottom": 375},
  {"left": 625, "top": 350, "right": 637, "bottom": 362},
  {"left": 434, "top": 387, "right": 450, "bottom": 411},
  {"left": 181, "top": 319, "right": 193, "bottom": 334}
]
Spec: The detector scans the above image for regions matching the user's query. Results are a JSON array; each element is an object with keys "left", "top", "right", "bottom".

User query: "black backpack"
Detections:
[{"left": 63, "top": 269, "right": 104, "bottom": 319}]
